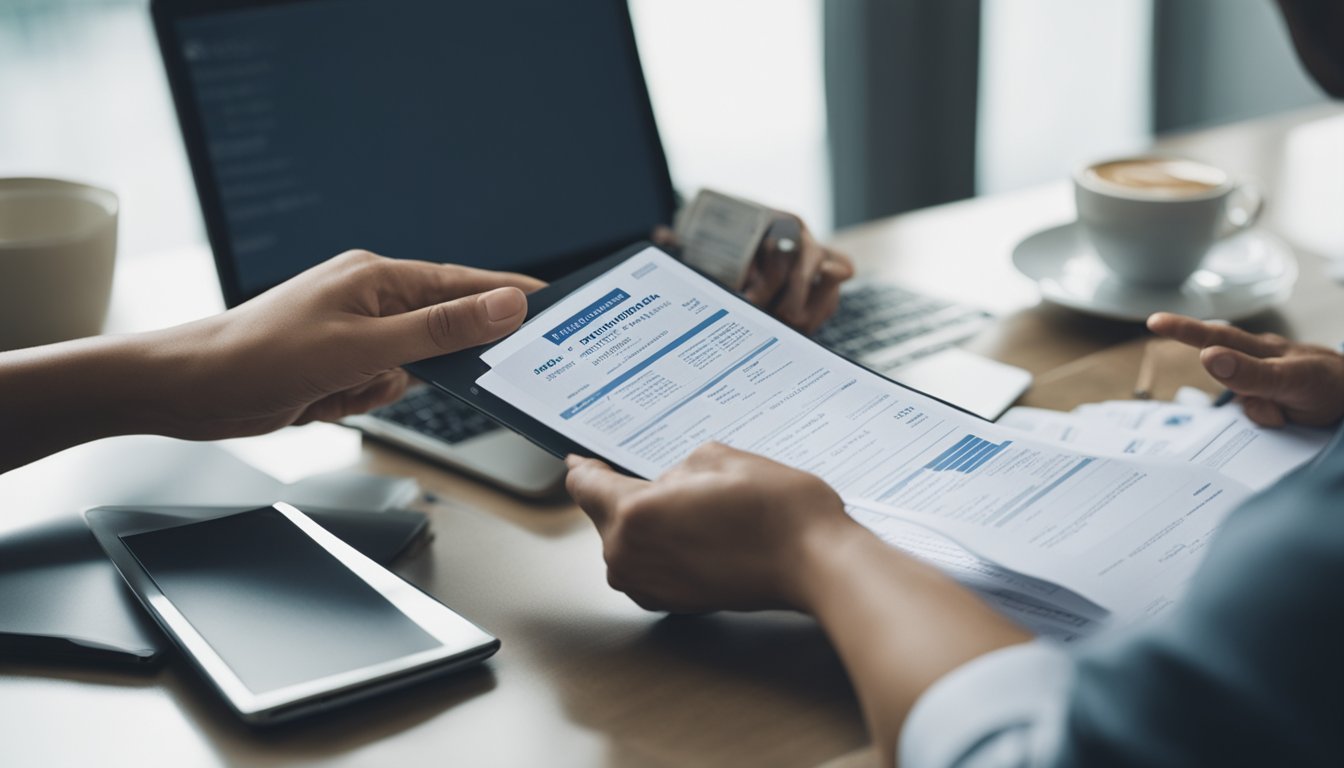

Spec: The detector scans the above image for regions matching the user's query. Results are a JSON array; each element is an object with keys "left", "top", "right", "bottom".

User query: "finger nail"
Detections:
[
  {"left": 483, "top": 287, "right": 525, "bottom": 322},
  {"left": 1209, "top": 353, "right": 1236, "bottom": 379}
]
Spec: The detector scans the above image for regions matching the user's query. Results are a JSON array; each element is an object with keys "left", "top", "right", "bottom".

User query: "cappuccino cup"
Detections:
[
  {"left": 0, "top": 178, "right": 119, "bottom": 351},
  {"left": 1074, "top": 156, "right": 1261, "bottom": 287}
]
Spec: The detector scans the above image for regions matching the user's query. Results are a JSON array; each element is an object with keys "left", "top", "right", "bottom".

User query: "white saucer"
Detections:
[{"left": 1012, "top": 222, "right": 1297, "bottom": 322}]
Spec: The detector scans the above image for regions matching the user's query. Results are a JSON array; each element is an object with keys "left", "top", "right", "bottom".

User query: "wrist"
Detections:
[
  {"left": 75, "top": 330, "right": 199, "bottom": 439},
  {"left": 0, "top": 329, "right": 197, "bottom": 471},
  {"left": 787, "top": 509, "right": 882, "bottom": 614}
]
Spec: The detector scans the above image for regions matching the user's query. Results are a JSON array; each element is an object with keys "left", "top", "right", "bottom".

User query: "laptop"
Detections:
[{"left": 152, "top": 0, "right": 1026, "bottom": 497}]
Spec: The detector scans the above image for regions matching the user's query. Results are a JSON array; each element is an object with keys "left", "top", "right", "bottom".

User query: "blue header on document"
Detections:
[{"left": 545, "top": 288, "right": 662, "bottom": 345}]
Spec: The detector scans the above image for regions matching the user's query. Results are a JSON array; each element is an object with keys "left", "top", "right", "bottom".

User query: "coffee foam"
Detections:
[{"left": 1086, "top": 159, "right": 1227, "bottom": 199}]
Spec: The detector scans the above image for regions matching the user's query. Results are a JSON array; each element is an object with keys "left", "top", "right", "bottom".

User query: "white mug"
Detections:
[
  {"left": 0, "top": 178, "right": 119, "bottom": 351},
  {"left": 1074, "top": 156, "right": 1262, "bottom": 288}
]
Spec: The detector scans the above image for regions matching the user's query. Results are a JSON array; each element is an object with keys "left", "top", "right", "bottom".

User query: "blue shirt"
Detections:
[{"left": 902, "top": 423, "right": 1344, "bottom": 767}]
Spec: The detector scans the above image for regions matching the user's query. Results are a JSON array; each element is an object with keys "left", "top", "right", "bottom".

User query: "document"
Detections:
[
  {"left": 479, "top": 248, "right": 1258, "bottom": 626},
  {"left": 999, "top": 396, "right": 1331, "bottom": 491}
]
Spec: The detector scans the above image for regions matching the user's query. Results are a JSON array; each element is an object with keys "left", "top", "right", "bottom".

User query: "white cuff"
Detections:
[{"left": 899, "top": 639, "right": 1072, "bottom": 768}]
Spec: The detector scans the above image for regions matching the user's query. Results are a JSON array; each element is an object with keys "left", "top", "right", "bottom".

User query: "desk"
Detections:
[{"left": 2, "top": 105, "right": 1342, "bottom": 768}]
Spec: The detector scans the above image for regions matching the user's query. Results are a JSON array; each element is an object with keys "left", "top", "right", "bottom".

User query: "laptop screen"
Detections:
[{"left": 161, "top": 0, "right": 674, "bottom": 304}]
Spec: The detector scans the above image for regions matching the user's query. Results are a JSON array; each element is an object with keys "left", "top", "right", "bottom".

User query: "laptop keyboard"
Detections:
[
  {"left": 371, "top": 281, "right": 991, "bottom": 447},
  {"left": 371, "top": 387, "right": 499, "bottom": 445},
  {"left": 814, "top": 282, "right": 993, "bottom": 373}
]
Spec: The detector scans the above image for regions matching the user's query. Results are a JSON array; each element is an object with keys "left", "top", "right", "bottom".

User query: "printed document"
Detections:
[
  {"left": 999, "top": 397, "right": 1330, "bottom": 491},
  {"left": 478, "top": 249, "right": 1273, "bottom": 630}
]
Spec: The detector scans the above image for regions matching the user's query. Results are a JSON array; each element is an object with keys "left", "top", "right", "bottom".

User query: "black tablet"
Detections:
[{"left": 86, "top": 503, "right": 498, "bottom": 725}]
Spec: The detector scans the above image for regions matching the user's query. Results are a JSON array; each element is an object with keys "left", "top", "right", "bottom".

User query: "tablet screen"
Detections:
[{"left": 121, "top": 507, "right": 439, "bottom": 695}]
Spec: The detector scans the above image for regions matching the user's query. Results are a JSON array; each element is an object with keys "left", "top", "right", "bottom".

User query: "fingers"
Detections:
[
  {"left": 743, "top": 240, "right": 791, "bottom": 306},
  {"left": 371, "top": 258, "right": 546, "bottom": 314},
  {"left": 1200, "top": 346, "right": 1287, "bottom": 398},
  {"left": 650, "top": 226, "right": 678, "bottom": 248},
  {"left": 819, "top": 251, "right": 856, "bottom": 284},
  {"left": 372, "top": 286, "right": 529, "bottom": 366},
  {"left": 1147, "top": 313, "right": 1289, "bottom": 358},
  {"left": 295, "top": 369, "right": 409, "bottom": 424},
  {"left": 795, "top": 255, "right": 853, "bottom": 333},
  {"left": 777, "top": 230, "right": 828, "bottom": 322},
  {"left": 565, "top": 454, "right": 647, "bottom": 529},
  {"left": 681, "top": 441, "right": 746, "bottom": 470},
  {"left": 1240, "top": 396, "right": 1287, "bottom": 428}
]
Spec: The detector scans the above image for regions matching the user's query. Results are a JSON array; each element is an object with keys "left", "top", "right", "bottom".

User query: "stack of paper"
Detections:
[
  {"left": 998, "top": 387, "right": 1330, "bottom": 492},
  {"left": 472, "top": 248, "right": 1331, "bottom": 642}
]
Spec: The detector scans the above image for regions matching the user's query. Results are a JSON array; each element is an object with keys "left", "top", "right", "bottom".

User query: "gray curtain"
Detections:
[
  {"left": 1152, "top": 0, "right": 1325, "bottom": 133},
  {"left": 823, "top": 0, "right": 982, "bottom": 228}
]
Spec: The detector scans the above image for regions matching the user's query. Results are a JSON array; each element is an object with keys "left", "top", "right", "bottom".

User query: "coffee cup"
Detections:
[
  {"left": 0, "top": 178, "right": 119, "bottom": 351},
  {"left": 1074, "top": 156, "right": 1261, "bottom": 287}
]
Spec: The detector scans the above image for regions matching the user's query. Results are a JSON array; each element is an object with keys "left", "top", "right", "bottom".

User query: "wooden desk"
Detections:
[{"left": 2, "top": 105, "right": 1342, "bottom": 768}]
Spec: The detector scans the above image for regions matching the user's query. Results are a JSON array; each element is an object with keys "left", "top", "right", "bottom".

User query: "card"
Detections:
[{"left": 674, "top": 189, "right": 773, "bottom": 290}]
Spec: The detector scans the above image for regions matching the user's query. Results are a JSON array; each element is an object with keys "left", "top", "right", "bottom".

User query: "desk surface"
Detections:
[{"left": 2, "top": 105, "right": 1342, "bottom": 768}]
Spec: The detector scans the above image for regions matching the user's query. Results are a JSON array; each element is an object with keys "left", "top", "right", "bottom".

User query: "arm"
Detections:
[
  {"left": 564, "top": 444, "right": 1028, "bottom": 763},
  {"left": 0, "top": 249, "right": 543, "bottom": 473},
  {"left": 799, "top": 520, "right": 1033, "bottom": 758}
]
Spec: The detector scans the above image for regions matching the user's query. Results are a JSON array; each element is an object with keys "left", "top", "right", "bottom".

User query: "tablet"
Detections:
[{"left": 86, "top": 503, "right": 498, "bottom": 725}]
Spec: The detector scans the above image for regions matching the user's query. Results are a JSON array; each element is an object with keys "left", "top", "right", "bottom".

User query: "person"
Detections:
[
  {"left": 0, "top": 221, "right": 848, "bottom": 475},
  {"left": 565, "top": 2, "right": 1344, "bottom": 765}
]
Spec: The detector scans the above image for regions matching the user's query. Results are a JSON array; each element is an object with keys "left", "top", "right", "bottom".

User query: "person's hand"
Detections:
[
  {"left": 653, "top": 215, "right": 854, "bottom": 334},
  {"left": 567, "top": 443, "right": 1032, "bottom": 759},
  {"left": 1147, "top": 312, "right": 1344, "bottom": 428},
  {"left": 155, "top": 249, "right": 544, "bottom": 440},
  {"left": 564, "top": 442, "right": 860, "bottom": 613}
]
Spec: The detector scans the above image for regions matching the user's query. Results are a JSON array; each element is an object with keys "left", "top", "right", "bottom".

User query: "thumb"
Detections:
[
  {"left": 1201, "top": 346, "right": 1290, "bottom": 400},
  {"left": 374, "top": 286, "right": 528, "bottom": 367},
  {"left": 564, "top": 454, "right": 646, "bottom": 530}
]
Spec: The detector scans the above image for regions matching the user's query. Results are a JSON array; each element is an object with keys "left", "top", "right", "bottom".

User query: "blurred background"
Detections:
[{"left": 0, "top": 0, "right": 1327, "bottom": 262}]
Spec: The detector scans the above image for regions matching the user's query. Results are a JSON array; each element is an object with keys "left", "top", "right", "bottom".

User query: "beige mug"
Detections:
[{"left": 0, "top": 178, "right": 119, "bottom": 351}]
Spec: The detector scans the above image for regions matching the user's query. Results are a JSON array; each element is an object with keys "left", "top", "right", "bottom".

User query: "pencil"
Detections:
[
  {"left": 1134, "top": 341, "right": 1157, "bottom": 400},
  {"left": 1212, "top": 389, "right": 1236, "bottom": 407}
]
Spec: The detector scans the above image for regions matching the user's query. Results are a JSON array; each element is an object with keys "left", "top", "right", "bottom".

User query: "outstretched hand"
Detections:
[
  {"left": 0, "top": 249, "right": 545, "bottom": 472},
  {"left": 1147, "top": 312, "right": 1344, "bottom": 428},
  {"left": 158, "top": 249, "right": 544, "bottom": 440}
]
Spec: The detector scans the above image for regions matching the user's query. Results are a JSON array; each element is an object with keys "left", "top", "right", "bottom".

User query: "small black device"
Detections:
[{"left": 86, "top": 503, "right": 497, "bottom": 724}]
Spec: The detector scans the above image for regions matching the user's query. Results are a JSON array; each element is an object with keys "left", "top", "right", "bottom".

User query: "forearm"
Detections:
[
  {"left": 795, "top": 522, "right": 1032, "bottom": 765},
  {"left": 0, "top": 328, "right": 202, "bottom": 472}
]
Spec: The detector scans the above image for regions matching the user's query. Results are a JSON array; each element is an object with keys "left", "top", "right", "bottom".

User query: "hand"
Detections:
[
  {"left": 157, "top": 249, "right": 544, "bottom": 439},
  {"left": 654, "top": 215, "right": 854, "bottom": 334},
  {"left": 564, "top": 442, "right": 858, "bottom": 613},
  {"left": 566, "top": 441, "right": 1030, "bottom": 759},
  {"left": 1147, "top": 312, "right": 1344, "bottom": 428}
]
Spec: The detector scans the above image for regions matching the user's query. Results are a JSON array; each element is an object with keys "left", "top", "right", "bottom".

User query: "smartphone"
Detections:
[{"left": 86, "top": 502, "right": 498, "bottom": 725}]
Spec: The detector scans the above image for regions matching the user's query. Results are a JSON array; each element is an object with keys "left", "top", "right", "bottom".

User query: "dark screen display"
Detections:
[
  {"left": 123, "top": 507, "right": 439, "bottom": 695},
  {"left": 175, "top": 0, "right": 670, "bottom": 299}
]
